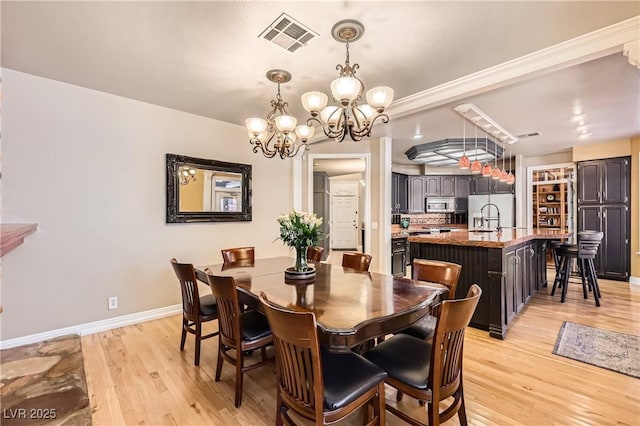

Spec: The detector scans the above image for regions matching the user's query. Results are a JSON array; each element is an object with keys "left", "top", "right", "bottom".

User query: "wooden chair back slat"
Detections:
[
  {"left": 431, "top": 284, "right": 481, "bottom": 399},
  {"left": 341, "top": 252, "right": 372, "bottom": 271},
  {"left": 306, "top": 246, "right": 324, "bottom": 262},
  {"left": 170, "top": 259, "right": 200, "bottom": 318},
  {"left": 221, "top": 247, "right": 255, "bottom": 263},
  {"left": 260, "top": 293, "right": 323, "bottom": 418},
  {"left": 412, "top": 259, "right": 462, "bottom": 300},
  {"left": 206, "top": 275, "right": 241, "bottom": 345}
]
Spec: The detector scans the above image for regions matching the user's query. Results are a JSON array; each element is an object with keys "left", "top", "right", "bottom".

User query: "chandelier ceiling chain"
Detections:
[
  {"left": 245, "top": 69, "right": 314, "bottom": 159},
  {"left": 301, "top": 19, "right": 394, "bottom": 142}
]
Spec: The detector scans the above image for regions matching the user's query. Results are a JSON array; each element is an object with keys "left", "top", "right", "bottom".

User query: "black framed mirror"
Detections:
[{"left": 166, "top": 153, "right": 252, "bottom": 223}]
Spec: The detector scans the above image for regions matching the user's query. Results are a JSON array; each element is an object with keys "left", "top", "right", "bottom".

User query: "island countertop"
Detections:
[{"left": 408, "top": 228, "right": 571, "bottom": 248}]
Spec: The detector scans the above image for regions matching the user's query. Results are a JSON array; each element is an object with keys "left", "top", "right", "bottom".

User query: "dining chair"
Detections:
[
  {"left": 398, "top": 259, "right": 462, "bottom": 341},
  {"left": 306, "top": 245, "right": 324, "bottom": 263},
  {"left": 364, "top": 284, "right": 482, "bottom": 426},
  {"left": 221, "top": 246, "right": 255, "bottom": 263},
  {"left": 342, "top": 252, "right": 373, "bottom": 272},
  {"left": 170, "top": 258, "right": 219, "bottom": 366},
  {"left": 205, "top": 272, "right": 273, "bottom": 408},
  {"left": 259, "top": 292, "right": 387, "bottom": 426}
]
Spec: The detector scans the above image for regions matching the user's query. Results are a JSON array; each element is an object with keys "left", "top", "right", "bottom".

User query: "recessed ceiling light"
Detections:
[
  {"left": 571, "top": 114, "right": 587, "bottom": 122},
  {"left": 578, "top": 133, "right": 592, "bottom": 139},
  {"left": 577, "top": 126, "right": 588, "bottom": 132},
  {"left": 413, "top": 133, "right": 423, "bottom": 139}
]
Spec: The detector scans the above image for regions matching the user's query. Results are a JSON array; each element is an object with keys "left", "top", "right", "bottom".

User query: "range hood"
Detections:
[{"left": 405, "top": 137, "right": 504, "bottom": 167}]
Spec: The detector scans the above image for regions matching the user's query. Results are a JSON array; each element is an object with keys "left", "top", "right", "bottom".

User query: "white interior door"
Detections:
[{"left": 332, "top": 195, "right": 358, "bottom": 249}]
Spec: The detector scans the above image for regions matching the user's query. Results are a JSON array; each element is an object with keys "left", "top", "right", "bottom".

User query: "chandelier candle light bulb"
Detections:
[
  {"left": 301, "top": 19, "right": 393, "bottom": 142},
  {"left": 245, "top": 69, "right": 311, "bottom": 159}
]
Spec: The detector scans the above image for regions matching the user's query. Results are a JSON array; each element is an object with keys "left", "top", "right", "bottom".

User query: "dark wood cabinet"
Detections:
[
  {"left": 472, "top": 176, "right": 491, "bottom": 195},
  {"left": 440, "top": 176, "right": 455, "bottom": 197},
  {"left": 424, "top": 176, "right": 440, "bottom": 196},
  {"left": 455, "top": 176, "right": 472, "bottom": 198},
  {"left": 408, "top": 176, "right": 425, "bottom": 212},
  {"left": 313, "top": 172, "right": 331, "bottom": 260},
  {"left": 471, "top": 175, "right": 513, "bottom": 195},
  {"left": 391, "top": 237, "right": 408, "bottom": 277},
  {"left": 578, "top": 204, "right": 629, "bottom": 280},
  {"left": 578, "top": 157, "right": 629, "bottom": 204},
  {"left": 577, "top": 156, "right": 630, "bottom": 281},
  {"left": 391, "top": 173, "right": 408, "bottom": 213}
]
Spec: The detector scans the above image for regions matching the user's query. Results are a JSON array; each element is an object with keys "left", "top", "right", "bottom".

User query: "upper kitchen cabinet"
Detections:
[
  {"left": 407, "top": 176, "right": 425, "bottom": 212},
  {"left": 440, "top": 176, "right": 456, "bottom": 197},
  {"left": 392, "top": 172, "right": 408, "bottom": 213},
  {"left": 455, "top": 176, "right": 472, "bottom": 198},
  {"left": 424, "top": 176, "right": 441, "bottom": 196},
  {"left": 578, "top": 157, "right": 629, "bottom": 205},
  {"left": 471, "top": 175, "right": 514, "bottom": 195}
]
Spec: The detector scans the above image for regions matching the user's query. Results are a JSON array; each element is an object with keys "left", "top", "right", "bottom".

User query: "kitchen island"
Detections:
[{"left": 409, "top": 228, "right": 571, "bottom": 339}]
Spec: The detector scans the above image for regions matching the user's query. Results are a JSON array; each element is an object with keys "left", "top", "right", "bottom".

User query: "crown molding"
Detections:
[{"left": 388, "top": 15, "right": 640, "bottom": 119}]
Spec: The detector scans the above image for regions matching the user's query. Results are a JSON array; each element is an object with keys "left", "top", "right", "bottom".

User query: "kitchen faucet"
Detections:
[{"left": 480, "top": 203, "right": 502, "bottom": 232}]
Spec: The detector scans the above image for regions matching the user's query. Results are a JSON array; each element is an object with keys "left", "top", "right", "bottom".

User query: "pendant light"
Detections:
[
  {"left": 470, "top": 120, "right": 482, "bottom": 174},
  {"left": 458, "top": 113, "right": 470, "bottom": 169},
  {"left": 491, "top": 135, "right": 502, "bottom": 180},
  {"left": 481, "top": 129, "right": 493, "bottom": 177},
  {"left": 506, "top": 144, "right": 515, "bottom": 184}
]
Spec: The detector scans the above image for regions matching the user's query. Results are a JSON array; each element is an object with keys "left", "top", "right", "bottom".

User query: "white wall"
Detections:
[{"left": 1, "top": 69, "right": 293, "bottom": 340}]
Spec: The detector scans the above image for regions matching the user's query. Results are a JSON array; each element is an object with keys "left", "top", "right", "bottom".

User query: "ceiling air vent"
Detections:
[
  {"left": 259, "top": 13, "right": 318, "bottom": 53},
  {"left": 516, "top": 132, "right": 541, "bottom": 139}
]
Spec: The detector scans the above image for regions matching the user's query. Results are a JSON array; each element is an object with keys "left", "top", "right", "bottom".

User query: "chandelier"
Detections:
[
  {"left": 245, "top": 70, "right": 314, "bottom": 159},
  {"left": 301, "top": 19, "right": 394, "bottom": 142},
  {"left": 179, "top": 166, "right": 197, "bottom": 185}
]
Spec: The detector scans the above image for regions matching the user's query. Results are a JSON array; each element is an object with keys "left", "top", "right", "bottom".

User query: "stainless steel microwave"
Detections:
[{"left": 425, "top": 197, "right": 456, "bottom": 213}]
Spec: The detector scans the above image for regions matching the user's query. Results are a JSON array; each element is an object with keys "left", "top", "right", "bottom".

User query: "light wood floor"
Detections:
[{"left": 83, "top": 271, "right": 640, "bottom": 425}]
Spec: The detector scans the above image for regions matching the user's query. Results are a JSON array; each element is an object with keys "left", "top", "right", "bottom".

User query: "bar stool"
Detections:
[{"left": 551, "top": 231, "right": 603, "bottom": 306}]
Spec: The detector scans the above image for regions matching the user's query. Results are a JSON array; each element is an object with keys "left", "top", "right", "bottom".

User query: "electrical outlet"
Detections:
[{"left": 108, "top": 296, "right": 118, "bottom": 310}]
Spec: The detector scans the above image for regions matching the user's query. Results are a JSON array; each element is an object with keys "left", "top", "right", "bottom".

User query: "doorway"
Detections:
[
  {"left": 331, "top": 187, "right": 359, "bottom": 250},
  {"left": 307, "top": 153, "right": 371, "bottom": 256}
]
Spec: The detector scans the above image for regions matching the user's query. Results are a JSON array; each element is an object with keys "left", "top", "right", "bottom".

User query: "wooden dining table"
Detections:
[{"left": 195, "top": 256, "right": 448, "bottom": 352}]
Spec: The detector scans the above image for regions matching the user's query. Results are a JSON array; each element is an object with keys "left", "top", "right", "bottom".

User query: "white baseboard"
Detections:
[
  {"left": 0, "top": 304, "right": 182, "bottom": 350},
  {"left": 630, "top": 276, "right": 640, "bottom": 286}
]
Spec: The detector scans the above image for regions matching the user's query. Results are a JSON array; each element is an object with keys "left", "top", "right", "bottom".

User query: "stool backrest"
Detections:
[{"left": 578, "top": 231, "right": 603, "bottom": 258}]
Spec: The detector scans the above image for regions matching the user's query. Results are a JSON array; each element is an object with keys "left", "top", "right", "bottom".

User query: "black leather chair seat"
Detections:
[
  {"left": 398, "top": 314, "right": 437, "bottom": 341},
  {"left": 199, "top": 294, "right": 218, "bottom": 316},
  {"left": 240, "top": 310, "right": 272, "bottom": 341},
  {"left": 364, "top": 334, "right": 432, "bottom": 390},
  {"left": 321, "top": 348, "right": 387, "bottom": 411}
]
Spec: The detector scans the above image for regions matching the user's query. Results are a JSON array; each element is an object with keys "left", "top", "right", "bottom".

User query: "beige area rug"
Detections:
[
  {"left": 553, "top": 321, "right": 640, "bottom": 379},
  {"left": 0, "top": 334, "right": 92, "bottom": 425}
]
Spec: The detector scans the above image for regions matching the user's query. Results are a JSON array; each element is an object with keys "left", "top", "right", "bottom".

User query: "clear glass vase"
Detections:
[{"left": 295, "top": 245, "right": 309, "bottom": 272}]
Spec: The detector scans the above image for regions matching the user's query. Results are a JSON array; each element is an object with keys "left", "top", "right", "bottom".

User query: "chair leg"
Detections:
[
  {"left": 579, "top": 259, "right": 588, "bottom": 299},
  {"left": 235, "top": 351, "right": 244, "bottom": 408},
  {"left": 180, "top": 318, "right": 188, "bottom": 351},
  {"left": 215, "top": 343, "right": 224, "bottom": 381},
  {"left": 551, "top": 256, "right": 565, "bottom": 296},
  {"left": 377, "top": 382, "right": 386, "bottom": 425},
  {"left": 396, "top": 389, "right": 404, "bottom": 402},
  {"left": 427, "top": 401, "right": 438, "bottom": 426},
  {"left": 457, "top": 383, "right": 468, "bottom": 426},
  {"left": 588, "top": 260, "right": 601, "bottom": 307},
  {"left": 561, "top": 258, "right": 572, "bottom": 303},
  {"left": 275, "top": 392, "right": 284, "bottom": 426},
  {"left": 194, "top": 321, "right": 202, "bottom": 365}
]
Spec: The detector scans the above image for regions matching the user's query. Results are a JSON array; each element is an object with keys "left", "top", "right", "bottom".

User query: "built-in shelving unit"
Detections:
[
  {"left": 529, "top": 166, "right": 575, "bottom": 230},
  {"left": 533, "top": 183, "right": 566, "bottom": 228}
]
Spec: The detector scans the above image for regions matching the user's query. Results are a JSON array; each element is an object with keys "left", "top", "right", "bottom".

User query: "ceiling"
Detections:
[{"left": 3, "top": 1, "right": 639, "bottom": 171}]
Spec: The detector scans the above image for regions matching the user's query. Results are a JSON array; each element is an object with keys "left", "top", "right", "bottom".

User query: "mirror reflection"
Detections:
[{"left": 179, "top": 168, "right": 243, "bottom": 213}]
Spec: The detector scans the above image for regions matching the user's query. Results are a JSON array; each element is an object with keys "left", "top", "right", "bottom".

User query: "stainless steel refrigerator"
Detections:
[{"left": 467, "top": 194, "right": 515, "bottom": 230}]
